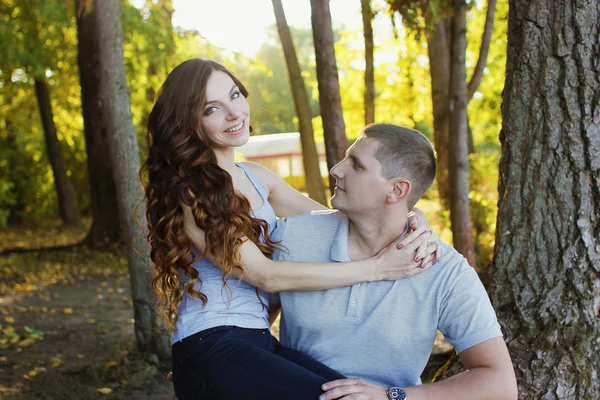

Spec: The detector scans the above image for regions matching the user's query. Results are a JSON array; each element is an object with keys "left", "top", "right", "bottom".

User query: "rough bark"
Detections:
[
  {"left": 271, "top": 0, "right": 327, "bottom": 205},
  {"left": 448, "top": 0, "right": 475, "bottom": 266},
  {"left": 361, "top": 0, "right": 375, "bottom": 126},
  {"left": 488, "top": 0, "right": 600, "bottom": 397},
  {"left": 75, "top": 1, "right": 121, "bottom": 247},
  {"left": 92, "top": 0, "right": 169, "bottom": 361},
  {"left": 34, "top": 77, "right": 80, "bottom": 225},
  {"left": 309, "top": 0, "right": 349, "bottom": 193},
  {"left": 425, "top": 18, "right": 452, "bottom": 208}
]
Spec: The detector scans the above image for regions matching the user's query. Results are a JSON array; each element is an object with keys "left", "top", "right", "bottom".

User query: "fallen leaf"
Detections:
[
  {"left": 62, "top": 307, "right": 73, "bottom": 315},
  {"left": 97, "top": 388, "right": 113, "bottom": 394},
  {"left": 104, "top": 360, "right": 119, "bottom": 369},
  {"left": 5, "top": 316, "right": 15, "bottom": 324},
  {"left": 17, "top": 337, "right": 37, "bottom": 348}
]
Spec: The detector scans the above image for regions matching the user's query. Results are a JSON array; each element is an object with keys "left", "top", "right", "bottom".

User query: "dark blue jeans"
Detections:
[{"left": 172, "top": 326, "right": 345, "bottom": 400}]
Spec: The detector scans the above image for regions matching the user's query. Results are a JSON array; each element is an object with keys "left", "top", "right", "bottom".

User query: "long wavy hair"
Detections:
[{"left": 140, "top": 59, "right": 277, "bottom": 330}]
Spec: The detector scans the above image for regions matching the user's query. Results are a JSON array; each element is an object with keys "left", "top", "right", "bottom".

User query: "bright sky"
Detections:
[{"left": 134, "top": 0, "right": 367, "bottom": 55}]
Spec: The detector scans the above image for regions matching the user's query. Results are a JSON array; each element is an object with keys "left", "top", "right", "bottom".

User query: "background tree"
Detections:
[
  {"left": 361, "top": 0, "right": 375, "bottom": 126},
  {"left": 75, "top": 0, "right": 120, "bottom": 247},
  {"left": 488, "top": 0, "right": 600, "bottom": 396},
  {"left": 309, "top": 0, "right": 349, "bottom": 192},
  {"left": 271, "top": 0, "right": 327, "bottom": 205},
  {"left": 388, "top": 0, "right": 498, "bottom": 266},
  {"left": 92, "top": 0, "right": 169, "bottom": 360},
  {"left": 22, "top": 0, "right": 80, "bottom": 225},
  {"left": 448, "top": 0, "right": 475, "bottom": 265}
]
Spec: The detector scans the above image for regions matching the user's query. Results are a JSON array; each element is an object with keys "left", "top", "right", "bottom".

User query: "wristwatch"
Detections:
[{"left": 387, "top": 387, "right": 407, "bottom": 400}]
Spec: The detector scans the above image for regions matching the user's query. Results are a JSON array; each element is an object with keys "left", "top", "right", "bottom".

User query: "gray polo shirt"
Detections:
[{"left": 271, "top": 210, "right": 502, "bottom": 388}]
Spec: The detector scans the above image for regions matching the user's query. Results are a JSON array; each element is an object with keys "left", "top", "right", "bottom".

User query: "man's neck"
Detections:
[{"left": 346, "top": 209, "right": 408, "bottom": 261}]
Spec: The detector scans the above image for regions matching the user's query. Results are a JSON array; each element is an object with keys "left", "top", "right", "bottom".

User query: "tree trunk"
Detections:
[
  {"left": 33, "top": 77, "right": 80, "bottom": 225},
  {"left": 92, "top": 0, "right": 170, "bottom": 361},
  {"left": 425, "top": 18, "right": 452, "bottom": 208},
  {"left": 448, "top": 0, "right": 475, "bottom": 266},
  {"left": 361, "top": 0, "right": 375, "bottom": 126},
  {"left": 488, "top": 0, "right": 600, "bottom": 397},
  {"left": 143, "top": 0, "right": 175, "bottom": 129},
  {"left": 271, "top": 0, "right": 327, "bottom": 205},
  {"left": 467, "top": 0, "right": 498, "bottom": 101},
  {"left": 309, "top": 0, "right": 349, "bottom": 193},
  {"left": 5, "top": 120, "right": 25, "bottom": 225},
  {"left": 75, "top": 1, "right": 121, "bottom": 247}
]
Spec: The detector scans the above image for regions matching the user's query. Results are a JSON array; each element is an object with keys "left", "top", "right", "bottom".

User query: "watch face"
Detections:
[{"left": 389, "top": 387, "right": 407, "bottom": 400}]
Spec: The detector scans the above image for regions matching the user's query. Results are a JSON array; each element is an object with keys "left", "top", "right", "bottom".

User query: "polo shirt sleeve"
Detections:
[{"left": 438, "top": 259, "right": 503, "bottom": 354}]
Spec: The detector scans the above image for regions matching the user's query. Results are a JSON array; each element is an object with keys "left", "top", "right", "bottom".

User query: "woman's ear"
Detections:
[{"left": 386, "top": 179, "right": 411, "bottom": 204}]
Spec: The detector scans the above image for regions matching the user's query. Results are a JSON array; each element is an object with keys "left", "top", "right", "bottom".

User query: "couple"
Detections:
[{"left": 141, "top": 58, "right": 517, "bottom": 399}]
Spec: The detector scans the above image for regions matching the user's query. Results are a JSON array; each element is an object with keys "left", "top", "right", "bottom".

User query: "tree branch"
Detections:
[{"left": 467, "top": 0, "right": 497, "bottom": 101}]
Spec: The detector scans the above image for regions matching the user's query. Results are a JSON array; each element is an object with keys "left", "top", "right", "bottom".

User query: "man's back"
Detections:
[{"left": 271, "top": 210, "right": 502, "bottom": 387}]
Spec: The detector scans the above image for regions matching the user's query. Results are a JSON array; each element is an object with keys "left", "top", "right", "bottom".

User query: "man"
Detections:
[{"left": 270, "top": 123, "right": 517, "bottom": 399}]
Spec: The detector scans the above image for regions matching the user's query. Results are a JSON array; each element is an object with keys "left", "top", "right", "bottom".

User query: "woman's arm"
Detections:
[
  {"left": 182, "top": 204, "right": 431, "bottom": 293},
  {"left": 243, "top": 162, "right": 327, "bottom": 217}
]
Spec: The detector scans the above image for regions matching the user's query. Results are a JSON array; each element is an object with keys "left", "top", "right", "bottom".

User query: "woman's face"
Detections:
[{"left": 199, "top": 70, "right": 250, "bottom": 148}]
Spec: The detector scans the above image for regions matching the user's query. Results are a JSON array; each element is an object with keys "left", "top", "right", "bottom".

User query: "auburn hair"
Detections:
[{"left": 139, "top": 59, "right": 276, "bottom": 330}]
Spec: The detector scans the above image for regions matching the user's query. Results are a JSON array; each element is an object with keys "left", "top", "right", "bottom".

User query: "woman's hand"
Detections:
[
  {"left": 374, "top": 224, "right": 434, "bottom": 281},
  {"left": 407, "top": 208, "right": 442, "bottom": 268}
]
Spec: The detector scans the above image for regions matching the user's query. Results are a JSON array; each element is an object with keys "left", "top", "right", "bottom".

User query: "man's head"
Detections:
[{"left": 330, "top": 123, "right": 436, "bottom": 216}]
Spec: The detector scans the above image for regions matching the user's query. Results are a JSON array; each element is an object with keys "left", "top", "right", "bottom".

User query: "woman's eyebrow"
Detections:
[{"left": 205, "top": 84, "right": 238, "bottom": 104}]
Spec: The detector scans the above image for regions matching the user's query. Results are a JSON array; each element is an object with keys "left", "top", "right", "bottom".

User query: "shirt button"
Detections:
[
  {"left": 351, "top": 301, "right": 356, "bottom": 306},
  {"left": 357, "top": 283, "right": 361, "bottom": 287}
]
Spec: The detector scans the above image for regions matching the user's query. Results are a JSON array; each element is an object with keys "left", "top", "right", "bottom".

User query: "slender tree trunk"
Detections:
[
  {"left": 309, "top": 0, "right": 349, "bottom": 193},
  {"left": 361, "top": 0, "right": 375, "bottom": 126},
  {"left": 488, "top": 1, "right": 600, "bottom": 397},
  {"left": 75, "top": 1, "right": 120, "bottom": 247},
  {"left": 425, "top": 19, "right": 452, "bottom": 208},
  {"left": 271, "top": 0, "right": 327, "bottom": 205},
  {"left": 448, "top": 0, "right": 475, "bottom": 266},
  {"left": 143, "top": 0, "right": 175, "bottom": 128},
  {"left": 5, "top": 121, "right": 25, "bottom": 225},
  {"left": 34, "top": 77, "right": 80, "bottom": 225},
  {"left": 92, "top": 0, "right": 169, "bottom": 361},
  {"left": 467, "top": 0, "right": 498, "bottom": 101}
]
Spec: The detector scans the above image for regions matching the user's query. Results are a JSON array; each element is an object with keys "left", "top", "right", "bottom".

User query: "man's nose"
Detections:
[{"left": 330, "top": 162, "right": 343, "bottom": 179}]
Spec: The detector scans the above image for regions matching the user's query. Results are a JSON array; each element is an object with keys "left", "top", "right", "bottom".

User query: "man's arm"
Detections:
[{"left": 319, "top": 337, "right": 517, "bottom": 400}]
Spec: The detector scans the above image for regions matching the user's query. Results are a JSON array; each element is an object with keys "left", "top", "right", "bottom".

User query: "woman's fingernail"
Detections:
[
  {"left": 320, "top": 394, "right": 326, "bottom": 400},
  {"left": 433, "top": 260, "right": 437, "bottom": 265},
  {"left": 415, "top": 257, "right": 421, "bottom": 262},
  {"left": 397, "top": 243, "right": 404, "bottom": 249}
]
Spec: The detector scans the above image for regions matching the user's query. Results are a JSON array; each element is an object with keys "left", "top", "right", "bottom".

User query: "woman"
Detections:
[{"left": 140, "top": 58, "right": 438, "bottom": 400}]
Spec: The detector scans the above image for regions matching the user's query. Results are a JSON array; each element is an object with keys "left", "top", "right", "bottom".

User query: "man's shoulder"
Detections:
[
  {"left": 426, "top": 241, "right": 480, "bottom": 286},
  {"left": 286, "top": 209, "right": 346, "bottom": 222},
  {"left": 274, "top": 210, "right": 346, "bottom": 252}
]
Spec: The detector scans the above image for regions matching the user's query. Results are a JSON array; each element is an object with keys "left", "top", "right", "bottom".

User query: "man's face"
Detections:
[{"left": 330, "top": 136, "right": 391, "bottom": 216}]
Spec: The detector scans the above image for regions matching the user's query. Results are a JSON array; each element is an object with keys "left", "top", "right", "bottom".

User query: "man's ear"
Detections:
[{"left": 386, "top": 179, "right": 411, "bottom": 204}]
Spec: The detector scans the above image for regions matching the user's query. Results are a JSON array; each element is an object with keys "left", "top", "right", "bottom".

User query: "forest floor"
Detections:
[{"left": 0, "top": 219, "right": 452, "bottom": 400}]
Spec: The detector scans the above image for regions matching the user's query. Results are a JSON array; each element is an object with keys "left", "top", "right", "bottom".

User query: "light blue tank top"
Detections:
[{"left": 171, "top": 163, "right": 277, "bottom": 343}]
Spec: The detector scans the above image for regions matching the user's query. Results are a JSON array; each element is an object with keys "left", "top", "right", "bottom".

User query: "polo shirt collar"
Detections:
[{"left": 330, "top": 216, "right": 351, "bottom": 262}]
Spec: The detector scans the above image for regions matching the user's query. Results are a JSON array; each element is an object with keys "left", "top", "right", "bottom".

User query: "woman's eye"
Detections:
[
  {"left": 231, "top": 91, "right": 241, "bottom": 100},
  {"left": 203, "top": 106, "right": 218, "bottom": 116}
]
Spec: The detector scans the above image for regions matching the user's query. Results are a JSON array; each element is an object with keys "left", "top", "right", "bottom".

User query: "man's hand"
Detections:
[{"left": 319, "top": 378, "right": 388, "bottom": 400}]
